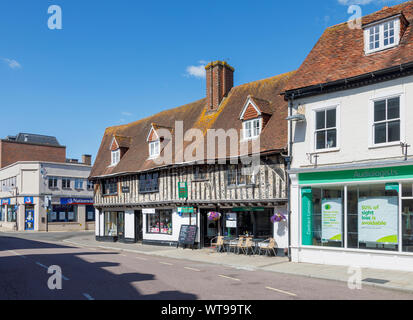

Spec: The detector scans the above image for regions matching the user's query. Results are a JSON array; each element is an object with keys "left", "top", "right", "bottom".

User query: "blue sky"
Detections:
[{"left": 0, "top": 0, "right": 407, "bottom": 161}]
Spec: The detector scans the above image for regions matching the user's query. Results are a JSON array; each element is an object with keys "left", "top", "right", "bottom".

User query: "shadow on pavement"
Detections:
[{"left": 0, "top": 236, "right": 198, "bottom": 300}]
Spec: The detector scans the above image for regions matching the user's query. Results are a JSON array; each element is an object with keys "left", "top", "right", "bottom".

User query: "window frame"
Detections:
[
  {"left": 139, "top": 172, "right": 159, "bottom": 194},
  {"left": 242, "top": 118, "right": 262, "bottom": 141},
  {"left": 111, "top": 149, "right": 121, "bottom": 166},
  {"left": 48, "top": 176, "right": 58, "bottom": 189},
  {"left": 74, "top": 179, "right": 84, "bottom": 190},
  {"left": 148, "top": 140, "right": 160, "bottom": 159},
  {"left": 312, "top": 104, "right": 340, "bottom": 153},
  {"left": 62, "top": 178, "right": 71, "bottom": 189},
  {"left": 369, "top": 92, "right": 404, "bottom": 148},
  {"left": 227, "top": 164, "right": 256, "bottom": 187},
  {"left": 146, "top": 209, "right": 173, "bottom": 235},
  {"left": 364, "top": 17, "right": 400, "bottom": 55},
  {"left": 102, "top": 179, "right": 118, "bottom": 196}
]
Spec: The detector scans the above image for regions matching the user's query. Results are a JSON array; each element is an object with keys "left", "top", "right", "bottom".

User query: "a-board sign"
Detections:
[{"left": 177, "top": 225, "right": 197, "bottom": 247}]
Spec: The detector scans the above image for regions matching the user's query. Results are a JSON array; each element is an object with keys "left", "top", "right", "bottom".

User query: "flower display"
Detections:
[
  {"left": 271, "top": 213, "right": 287, "bottom": 223},
  {"left": 207, "top": 212, "right": 221, "bottom": 221}
]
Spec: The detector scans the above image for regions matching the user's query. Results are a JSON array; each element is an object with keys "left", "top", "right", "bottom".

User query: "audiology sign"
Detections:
[
  {"left": 358, "top": 196, "right": 398, "bottom": 244},
  {"left": 321, "top": 199, "right": 342, "bottom": 242}
]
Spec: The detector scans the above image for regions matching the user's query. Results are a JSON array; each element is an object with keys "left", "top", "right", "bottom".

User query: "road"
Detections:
[{"left": 1, "top": 232, "right": 412, "bottom": 300}]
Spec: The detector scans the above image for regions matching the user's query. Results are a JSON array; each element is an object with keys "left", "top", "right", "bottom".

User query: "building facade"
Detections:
[
  {"left": 0, "top": 160, "right": 95, "bottom": 232},
  {"left": 91, "top": 62, "right": 294, "bottom": 255},
  {"left": 284, "top": 2, "right": 413, "bottom": 271}
]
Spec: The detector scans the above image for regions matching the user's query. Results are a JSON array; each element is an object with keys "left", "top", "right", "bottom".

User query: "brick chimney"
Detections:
[
  {"left": 205, "top": 61, "right": 234, "bottom": 111},
  {"left": 82, "top": 154, "right": 92, "bottom": 166}
]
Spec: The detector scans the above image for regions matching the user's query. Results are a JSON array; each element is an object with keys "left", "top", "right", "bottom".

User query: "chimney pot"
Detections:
[{"left": 82, "top": 154, "right": 92, "bottom": 166}]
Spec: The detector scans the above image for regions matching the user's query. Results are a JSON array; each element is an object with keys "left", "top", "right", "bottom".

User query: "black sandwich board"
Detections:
[{"left": 177, "top": 225, "right": 197, "bottom": 249}]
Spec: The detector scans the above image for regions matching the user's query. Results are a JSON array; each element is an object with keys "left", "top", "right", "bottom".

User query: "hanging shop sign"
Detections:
[
  {"left": 385, "top": 183, "right": 399, "bottom": 192},
  {"left": 60, "top": 198, "right": 93, "bottom": 205},
  {"left": 121, "top": 186, "right": 130, "bottom": 193},
  {"left": 321, "top": 198, "right": 342, "bottom": 242},
  {"left": 358, "top": 196, "right": 398, "bottom": 244},
  {"left": 178, "top": 182, "right": 188, "bottom": 199},
  {"left": 142, "top": 208, "right": 156, "bottom": 215},
  {"left": 24, "top": 197, "right": 34, "bottom": 204},
  {"left": 1, "top": 199, "right": 10, "bottom": 206}
]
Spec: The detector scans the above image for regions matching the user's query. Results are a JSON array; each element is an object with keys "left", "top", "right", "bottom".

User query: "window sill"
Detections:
[
  {"left": 313, "top": 147, "right": 340, "bottom": 154},
  {"left": 192, "top": 179, "right": 209, "bottom": 183},
  {"left": 62, "top": 188, "right": 72, "bottom": 191},
  {"left": 139, "top": 190, "right": 159, "bottom": 194},
  {"left": 369, "top": 142, "right": 401, "bottom": 149},
  {"left": 102, "top": 193, "right": 118, "bottom": 197}
]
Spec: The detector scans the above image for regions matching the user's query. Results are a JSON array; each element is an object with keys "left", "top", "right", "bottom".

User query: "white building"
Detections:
[
  {"left": 0, "top": 161, "right": 95, "bottom": 232},
  {"left": 283, "top": 3, "right": 413, "bottom": 271}
]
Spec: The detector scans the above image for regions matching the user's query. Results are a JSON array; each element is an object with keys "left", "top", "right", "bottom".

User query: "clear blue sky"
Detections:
[{"left": 0, "top": 0, "right": 407, "bottom": 161}]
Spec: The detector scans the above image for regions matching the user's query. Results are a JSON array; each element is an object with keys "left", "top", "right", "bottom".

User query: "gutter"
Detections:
[{"left": 282, "top": 61, "right": 413, "bottom": 100}]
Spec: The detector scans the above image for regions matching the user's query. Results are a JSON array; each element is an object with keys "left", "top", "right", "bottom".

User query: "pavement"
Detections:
[
  {"left": 1, "top": 231, "right": 413, "bottom": 300},
  {"left": 2, "top": 230, "right": 413, "bottom": 297}
]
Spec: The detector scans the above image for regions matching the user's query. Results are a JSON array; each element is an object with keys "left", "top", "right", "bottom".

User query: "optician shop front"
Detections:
[{"left": 289, "top": 162, "right": 413, "bottom": 272}]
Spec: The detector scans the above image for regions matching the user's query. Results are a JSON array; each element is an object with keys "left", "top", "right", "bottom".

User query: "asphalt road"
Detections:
[{"left": 1, "top": 232, "right": 413, "bottom": 300}]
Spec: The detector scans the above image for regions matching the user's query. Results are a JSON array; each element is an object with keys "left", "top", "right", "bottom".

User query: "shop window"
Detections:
[
  {"left": 302, "top": 187, "right": 344, "bottom": 248},
  {"left": 49, "top": 205, "right": 77, "bottom": 223},
  {"left": 315, "top": 107, "right": 337, "bottom": 150},
  {"left": 146, "top": 209, "right": 172, "bottom": 235},
  {"left": 104, "top": 212, "right": 118, "bottom": 236},
  {"left": 86, "top": 205, "right": 95, "bottom": 222},
  {"left": 0, "top": 207, "right": 3, "bottom": 221},
  {"left": 402, "top": 183, "right": 413, "bottom": 198},
  {"left": 402, "top": 199, "right": 413, "bottom": 253},
  {"left": 347, "top": 184, "right": 399, "bottom": 251},
  {"left": 7, "top": 206, "right": 16, "bottom": 222},
  {"left": 373, "top": 97, "right": 400, "bottom": 145},
  {"left": 139, "top": 172, "right": 159, "bottom": 193}
]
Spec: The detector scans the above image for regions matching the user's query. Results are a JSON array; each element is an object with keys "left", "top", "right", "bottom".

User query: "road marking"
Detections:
[
  {"left": 159, "top": 262, "right": 173, "bottom": 266},
  {"left": 135, "top": 257, "right": 148, "bottom": 261},
  {"left": 83, "top": 293, "right": 95, "bottom": 300},
  {"left": 266, "top": 286, "right": 297, "bottom": 297},
  {"left": 8, "top": 250, "right": 27, "bottom": 259},
  {"left": 218, "top": 275, "right": 240, "bottom": 282},
  {"left": 184, "top": 267, "right": 201, "bottom": 272}
]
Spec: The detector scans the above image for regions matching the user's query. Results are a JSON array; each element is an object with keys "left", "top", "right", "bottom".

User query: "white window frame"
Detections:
[
  {"left": 242, "top": 118, "right": 262, "bottom": 141},
  {"left": 111, "top": 149, "right": 120, "bottom": 166},
  {"left": 149, "top": 140, "right": 160, "bottom": 159},
  {"left": 364, "top": 17, "right": 400, "bottom": 55},
  {"left": 369, "top": 91, "right": 405, "bottom": 148},
  {"left": 312, "top": 104, "right": 340, "bottom": 153},
  {"left": 75, "top": 179, "right": 84, "bottom": 190}
]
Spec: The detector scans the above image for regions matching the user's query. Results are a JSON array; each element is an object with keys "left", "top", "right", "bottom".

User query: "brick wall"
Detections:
[
  {"left": 206, "top": 61, "right": 234, "bottom": 111},
  {"left": 0, "top": 140, "right": 67, "bottom": 168}
]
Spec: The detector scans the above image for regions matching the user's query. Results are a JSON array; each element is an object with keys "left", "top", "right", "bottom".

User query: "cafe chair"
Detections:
[
  {"left": 228, "top": 236, "right": 245, "bottom": 254},
  {"left": 240, "top": 237, "right": 254, "bottom": 255},
  {"left": 257, "top": 238, "right": 278, "bottom": 256},
  {"left": 210, "top": 236, "right": 225, "bottom": 253}
]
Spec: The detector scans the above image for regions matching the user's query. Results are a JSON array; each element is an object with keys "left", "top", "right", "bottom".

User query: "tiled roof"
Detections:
[
  {"left": 284, "top": 1, "right": 413, "bottom": 92},
  {"left": 4, "top": 133, "right": 62, "bottom": 147},
  {"left": 90, "top": 71, "right": 295, "bottom": 178}
]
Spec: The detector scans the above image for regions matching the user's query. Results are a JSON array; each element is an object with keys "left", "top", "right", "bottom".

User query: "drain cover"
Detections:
[{"left": 362, "top": 278, "right": 389, "bottom": 284}]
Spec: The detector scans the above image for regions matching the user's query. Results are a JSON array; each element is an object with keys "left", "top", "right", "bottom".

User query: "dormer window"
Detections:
[
  {"left": 111, "top": 149, "right": 120, "bottom": 166},
  {"left": 364, "top": 18, "right": 400, "bottom": 54},
  {"left": 243, "top": 119, "right": 262, "bottom": 140},
  {"left": 149, "top": 141, "right": 160, "bottom": 159}
]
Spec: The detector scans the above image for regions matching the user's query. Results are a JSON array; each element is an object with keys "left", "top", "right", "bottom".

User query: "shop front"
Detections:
[
  {"left": 199, "top": 206, "right": 287, "bottom": 255},
  {"left": 291, "top": 163, "right": 413, "bottom": 271},
  {"left": 0, "top": 198, "right": 17, "bottom": 230}
]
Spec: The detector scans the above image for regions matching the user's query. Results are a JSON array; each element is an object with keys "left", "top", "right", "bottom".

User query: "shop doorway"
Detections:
[
  {"left": 201, "top": 209, "right": 221, "bottom": 248},
  {"left": 117, "top": 212, "right": 125, "bottom": 241},
  {"left": 25, "top": 205, "right": 35, "bottom": 231},
  {"left": 135, "top": 210, "right": 143, "bottom": 242}
]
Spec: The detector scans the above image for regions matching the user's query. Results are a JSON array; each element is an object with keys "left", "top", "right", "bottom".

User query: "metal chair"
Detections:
[{"left": 228, "top": 236, "right": 245, "bottom": 254}]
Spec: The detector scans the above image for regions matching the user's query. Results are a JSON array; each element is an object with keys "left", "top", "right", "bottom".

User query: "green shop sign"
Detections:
[
  {"left": 178, "top": 182, "right": 188, "bottom": 199},
  {"left": 299, "top": 165, "right": 413, "bottom": 185},
  {"left": 301, "top": 187, "right": 313, "bottom": 246},
  {"left": 178, "top": 207, "right": 195, "bottom": 214},
  {"left": 232, "top": 207, "right": 265, "bottom": 212}
]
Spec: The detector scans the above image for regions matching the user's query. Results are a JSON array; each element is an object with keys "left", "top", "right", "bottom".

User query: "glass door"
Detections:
[
  {"left": 25, "top": 206, "right": 35, "bottom": 231},
  {"left": 117, "top": 212, "right": 125, "bottom": 240}
]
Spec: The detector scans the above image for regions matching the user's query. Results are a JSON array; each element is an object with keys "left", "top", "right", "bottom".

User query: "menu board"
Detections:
[{"left": 177, "top": 225, "right": 198, "bottom": 247}]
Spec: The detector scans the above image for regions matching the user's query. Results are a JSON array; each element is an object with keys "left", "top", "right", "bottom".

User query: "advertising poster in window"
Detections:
[
  {"left": 321, "top": 198, "right": 342, "bottom": 242},
  {"left": 358, "top": 197, "right": 398, "bottom": 244}
]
